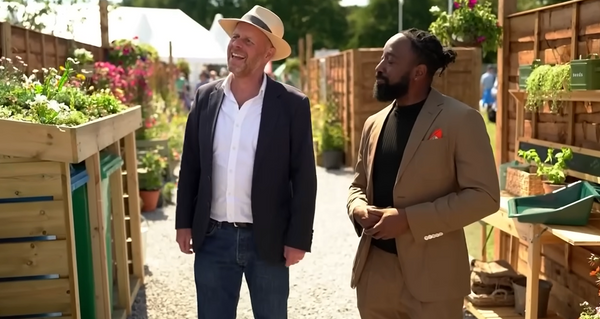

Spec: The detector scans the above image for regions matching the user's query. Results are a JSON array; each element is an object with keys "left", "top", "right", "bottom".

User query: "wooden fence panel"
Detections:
[
  {"left": 309, "top": 47, "right": 482, "bottom": 168},
  {"left": 0, "top": 23, "right": 104, "bottom": 71},
  {"left": 496, "top": 0, "right": 600, "bottom": 317}
]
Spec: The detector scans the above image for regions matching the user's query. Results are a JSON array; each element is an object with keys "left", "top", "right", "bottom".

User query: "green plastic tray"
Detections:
[{"left": 507, "top": 180, "right": 600, "bottom": 226}]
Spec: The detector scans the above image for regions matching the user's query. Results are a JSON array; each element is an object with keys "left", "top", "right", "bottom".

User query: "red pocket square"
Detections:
[{"left": 429, "top": 129, "right": 443, "bottom": 140}]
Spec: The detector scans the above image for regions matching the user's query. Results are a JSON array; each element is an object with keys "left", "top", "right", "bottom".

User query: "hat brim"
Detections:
[{"left": 218, "top": 18, "right": 291, "bottom": 61}]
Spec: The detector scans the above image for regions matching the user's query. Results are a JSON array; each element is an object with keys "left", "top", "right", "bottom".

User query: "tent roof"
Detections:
[{"left": 0, "top": 4, "right": 226, "bottom": 64}]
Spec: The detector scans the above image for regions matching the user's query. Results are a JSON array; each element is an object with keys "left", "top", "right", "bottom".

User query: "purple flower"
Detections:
[
  {"left": 453, "top": 1, "right": 460, "bottom": 9},
  {"left": 468, "top": 0, "right": 477, "bottom": 9},
  {"left": 477, "top": 36, "right": 486, "bottom": 43}
]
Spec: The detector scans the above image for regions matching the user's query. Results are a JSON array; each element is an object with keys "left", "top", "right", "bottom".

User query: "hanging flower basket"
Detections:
[{"left": 429, "top": 0, "right": 502, "bottom": 57}]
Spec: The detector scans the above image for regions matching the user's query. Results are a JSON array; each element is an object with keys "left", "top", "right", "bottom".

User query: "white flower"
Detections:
[
  {"left": 430, "top": 5, "right": 441, "bottom": 12},
  {"left": 34, "top": 94, "right": 48, "bottom": 104},
  {"left": 32, "top": 69, "right": 39, "bottom": 73},
  {"left": 47, "top": 100, "right": 67, "bottom": 112}
]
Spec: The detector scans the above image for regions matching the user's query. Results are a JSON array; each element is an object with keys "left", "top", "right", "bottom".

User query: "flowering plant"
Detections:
[
  {"left": 0, "top": 56, "right": 126, "bottom": 126},
  {"left": 581, "top": 254, "right": 600, "bottom": 318},
  {"left": 428, "top": 0, "right": 502, "bottom": 57},
  {"left": 91, "top": 61, "right": 130, "bottom": 103},
  {"left": 108, "top": 37, "right": 158, "bottom": 69},
  {"left": 138, "top": 148, "right": 167, "bottom": 191}
]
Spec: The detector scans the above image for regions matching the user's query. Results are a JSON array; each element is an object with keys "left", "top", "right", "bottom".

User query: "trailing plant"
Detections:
[
  {"left": 429, "top": 0, "right": 502, "bottom": 57},
  {"left": 0, "top": 56, "right": 126, "bottom": 126},
  {"left": 525, "top": 63, "right": 571, "bottom": 112},
  {"left": 177, "top": 59, "right": 190, "bottom": 79},
  {"left": 138, "top": 148, "right": 167, "bottom": 191},
  {"left": 517, "top": 147, "right": 573, "bottom": 184}
]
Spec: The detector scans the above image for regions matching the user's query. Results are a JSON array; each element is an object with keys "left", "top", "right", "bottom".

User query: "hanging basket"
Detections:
[{"left": 450, "top": 39, "right": 481, "bottom": 47}]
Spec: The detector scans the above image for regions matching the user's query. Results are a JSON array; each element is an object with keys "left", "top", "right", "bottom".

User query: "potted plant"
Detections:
[
  {"left": 518, "top": 147, "right": 573, "bottom": 194},
  {"left": 518, "top": 59, "right": 541, "bottom": 89},
  {"left": 580, "top": 254, "right": 600, "bottom": 318},
  {"left": 525, "top": 63, "right": 571, "bottom": 112},
  {"left": 138, "top": 148, "right": 167, "bottom": 212},
  {"left": 571, "top": 53, "right": 600, "bottom": 91},
  {"left": 319, "top": 120, "right": 345, "bottom": 169},
  {"left": 428, "top": 0, "right": 502, "bottom": 57}
]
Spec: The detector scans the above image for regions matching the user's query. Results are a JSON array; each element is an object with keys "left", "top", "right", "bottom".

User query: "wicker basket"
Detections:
[{"left": 505, "top": 166, "right": 544, "bottom": 196}]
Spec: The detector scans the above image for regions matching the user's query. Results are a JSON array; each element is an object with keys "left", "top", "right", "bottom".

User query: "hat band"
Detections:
[{"left": 241, "top": 14, "right": 272, "bottom": 33}]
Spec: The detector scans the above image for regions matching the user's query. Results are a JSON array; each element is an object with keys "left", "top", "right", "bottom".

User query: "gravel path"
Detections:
[{"left": 128, "top": 167, "right": 361, "bottom": 319}]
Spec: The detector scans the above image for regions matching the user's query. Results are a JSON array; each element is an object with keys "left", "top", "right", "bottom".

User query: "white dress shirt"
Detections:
[{"left": 210, "top": 74, "right": 267, "bottom": 223}]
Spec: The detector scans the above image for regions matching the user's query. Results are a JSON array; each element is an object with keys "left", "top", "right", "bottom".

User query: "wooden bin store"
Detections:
[{"left": 0, "top": 106, "right": 143, "bottom": 319}]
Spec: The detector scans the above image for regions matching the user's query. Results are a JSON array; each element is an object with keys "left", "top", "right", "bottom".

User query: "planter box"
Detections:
[
  {"left": 0, "top": 106, "right": 142, "bottom": 163},
  {"left": 571, "top": 57, "right": 600, "bottom": 90},
  {"left": 518, "top": 60, "right": 541, "bottom": 89},
  {"left": 505, "top": 166, "right": 544, "bottom": 196}
]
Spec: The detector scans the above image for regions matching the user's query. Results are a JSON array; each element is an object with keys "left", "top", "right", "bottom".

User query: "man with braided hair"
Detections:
[{"left": 347, "top": 28, "right": 500, "bottom": 319}]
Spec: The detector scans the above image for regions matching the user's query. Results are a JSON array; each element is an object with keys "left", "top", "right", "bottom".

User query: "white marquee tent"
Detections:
[
  {"left": 1, "top": 3, "right": 227, "bottom": 64},
  {"left": 209, "top": 13, "right": 230, "bottom": 55}
]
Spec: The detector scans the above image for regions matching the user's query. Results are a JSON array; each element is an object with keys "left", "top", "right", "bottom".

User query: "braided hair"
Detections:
[{"left": 401, "top": 28, "right": 457, "bottom": 77}]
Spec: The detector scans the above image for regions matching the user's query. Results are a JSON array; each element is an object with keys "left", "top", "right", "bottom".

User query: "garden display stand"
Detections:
[{"left": 0, "top": 106, "right": 143, "bottom": 319}]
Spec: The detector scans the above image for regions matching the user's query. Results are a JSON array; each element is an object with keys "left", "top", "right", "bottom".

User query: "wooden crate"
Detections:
[
  {"left": 0, "top": 106, "right": 142, "bottom": 163},
  {"left": 0, "top": 158, "right": 80, "bottom": 318}
]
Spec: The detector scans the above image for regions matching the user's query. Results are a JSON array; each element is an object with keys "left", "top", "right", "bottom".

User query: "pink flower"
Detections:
[
  {"left": 453, "top": 1, "right": 460, "bottom": 9},
  {"left": 477, "top": 36, "right": 486, "bottom": 43},
  {"left": 468, "top": 0, "right": 477, "bottom": 9}
]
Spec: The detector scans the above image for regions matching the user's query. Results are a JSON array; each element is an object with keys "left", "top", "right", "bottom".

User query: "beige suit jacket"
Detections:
[{"left": 347, "top": 89, "right": 500, "bottom": 303}]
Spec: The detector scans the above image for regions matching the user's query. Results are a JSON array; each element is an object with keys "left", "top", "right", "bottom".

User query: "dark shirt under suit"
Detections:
[{"left": 371, "top": 99, "right": 426, "bottom": 254}]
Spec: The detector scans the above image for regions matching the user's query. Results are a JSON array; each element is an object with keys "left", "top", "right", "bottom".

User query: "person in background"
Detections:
[
  {"left": 175, "top": 5, "right": 317, "bottom": 319},
  {"left": 480, "top": 66, "right": 496, "bottom": 109},
  {"left": 347, "top": 28, "right": 499, "bottom": 319},
  {"left": 209, "top": 70, "right": 218, "bottom": 82},
  {"left": 195, "top": 72, "right": 210, "bottom": 92},
  {"left": 183, "top": 84, "right": 192, "bottom": 112}
]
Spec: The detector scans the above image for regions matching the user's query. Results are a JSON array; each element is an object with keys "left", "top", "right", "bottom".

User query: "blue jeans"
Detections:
[{"left": 194, "top": 220, "right": 289, "bottom": 319}]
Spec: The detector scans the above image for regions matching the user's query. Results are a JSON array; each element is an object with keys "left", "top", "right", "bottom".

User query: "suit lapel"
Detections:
[
  {"left": 395, "top": 89, "right": 445, "bottom": 183},
  {"left": 205, "top": 85, "right": 225, "bottom": 154},
  {"left": 253, "top": 77, "right": 281, "bottom": 172},
  {"left": 366, "top": 103, "right": 394, "bottom": 200}
]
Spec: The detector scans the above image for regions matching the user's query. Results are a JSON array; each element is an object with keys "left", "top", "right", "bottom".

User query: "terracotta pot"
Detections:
[
  {"left": 542, "top": 182, "right": 566, "bottom": 194},
  {"left": 140, "top": 190, "right": 160, "bottom": 212}
]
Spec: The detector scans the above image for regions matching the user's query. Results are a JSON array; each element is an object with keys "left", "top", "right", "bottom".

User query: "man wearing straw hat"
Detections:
[{"left": 175, "top": 5, "right": 317, "bottom": 319}]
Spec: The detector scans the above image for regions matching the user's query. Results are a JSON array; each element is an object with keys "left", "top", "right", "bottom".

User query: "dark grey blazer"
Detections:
[{"left": 175, "top": 77, "right": 317, "bottom": 263}]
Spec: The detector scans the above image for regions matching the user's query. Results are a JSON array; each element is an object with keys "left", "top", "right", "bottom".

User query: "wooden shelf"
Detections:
[
  {"left": 485, "top": 192, "right": 600, "bottom": 246},
  {"left": 508, "top": 89, "right": 600, "bottom": 103},
  {"left": 464, "top": 301, "right": 562, "bottom": 319}
]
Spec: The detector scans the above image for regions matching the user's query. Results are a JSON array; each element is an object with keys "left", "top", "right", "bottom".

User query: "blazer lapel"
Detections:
[
  {"left": 395, "top": 89, "right": 445, "bottom": 183},
  {"left": 204, "top": 85, "right": 225, "bottom": 153},
  {"left": 253, "top": 77, "right": 281, "bottom": 171},
  {"left": 366, "top": 103, "right": 394, "bottom": 201}
]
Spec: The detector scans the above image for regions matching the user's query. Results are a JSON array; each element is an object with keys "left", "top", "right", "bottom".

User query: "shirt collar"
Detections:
[{"left": 222, "top": 73, "right": 268, "bottom": 98}]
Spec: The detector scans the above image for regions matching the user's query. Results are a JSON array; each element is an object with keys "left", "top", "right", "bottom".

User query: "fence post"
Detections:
[{"left": 1, "top": 23, "right": 12, "bottom": 59}]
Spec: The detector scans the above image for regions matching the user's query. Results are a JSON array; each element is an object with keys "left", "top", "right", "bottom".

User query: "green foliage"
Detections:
[
  {"left": 517, "top": 147, "right": 573, "bottom": 184},
  {"left": 525, "top": 63, "right": 571, "bottom": 112},
  {"left": 177, "top": 59, "right": 190, "bottom": 78},
  {"left": 0, "top": 56, "right": 126, "bottom": 126},
  {"left": 138, "top": 148, "right": 167, "bottom": 191},
  {"left": 314, "top": 100, "right": 345, "bottom": 152},
  {"left": 72, "top": 48, "right": 95, "bottom": 66},
  {"left": 162, "top": 181, "right": 176, "bottom": 204},
  {"left": 429, "top": 0, "right": 502, "bottom": 57}
]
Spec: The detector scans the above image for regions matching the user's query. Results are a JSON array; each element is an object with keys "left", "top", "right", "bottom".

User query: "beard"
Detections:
[{"left": 373, "top": 73, "right": 410, "bottom": 102}]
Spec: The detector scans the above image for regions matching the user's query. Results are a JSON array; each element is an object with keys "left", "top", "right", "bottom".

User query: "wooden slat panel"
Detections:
[
  {"left": 0, "top": 278, "right": 72, "bottom": 316},
  {"left": 0, "top": 240, "right": 69, "bottom": 277},
  {"left": 0, "top": 161, "right": 62, "bottom": 199},
  {"left": 0, "top": 200, "right": 66, "bottom": 239}
]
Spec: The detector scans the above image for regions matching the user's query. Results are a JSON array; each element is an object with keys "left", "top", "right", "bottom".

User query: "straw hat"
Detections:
[{"left": 218, "top": 5, "right": 291, "bottom": 61}]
